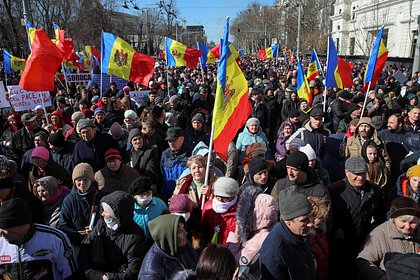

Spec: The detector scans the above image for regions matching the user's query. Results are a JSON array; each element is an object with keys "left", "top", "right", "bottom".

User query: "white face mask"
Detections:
[
  {"left": 173, "top": 212, "right": 191, "bottom": 222},
  {"left": 136, "top": 195, "right": 153, "bottom": 207},
  {"left": 212, "top": 196, "right": 237, "bottom": 214},
  {"left": 104, "top": 217, "right": 119, "bottom": 230}
]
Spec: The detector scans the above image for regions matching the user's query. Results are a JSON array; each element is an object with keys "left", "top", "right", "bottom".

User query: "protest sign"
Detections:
[
  {"left": 66, "top": 73, "right": 92, "bottom": 82},
  {"left": 88, "top": 74, "right": 127, "bottom": 91},
  {"left": 0, "top": 83, "right": 11, "bottom": 109},
  {"left": 7, "top": 85, "right": 52, "bottom": 112},
  {"left": 129, "top": 90, "right": 150, "bottom": 106}
]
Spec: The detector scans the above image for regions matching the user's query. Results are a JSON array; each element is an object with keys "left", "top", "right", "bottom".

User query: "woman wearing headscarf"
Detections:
[{"left": 236, "top": 117, "right": 269, "bottom": 161}]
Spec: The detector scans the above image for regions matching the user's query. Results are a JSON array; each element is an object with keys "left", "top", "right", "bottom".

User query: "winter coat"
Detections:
[
  {"left": 356, "top": 220, "right": 420, "bottom": 280},
  {"left": 79, "top": 191, "right": 147, "bottom": 279},
  {"left": 271, "top": 169, "right": 331, "bottom": 208},
  {"left": 310, "top": 230, "right": 329, "bottom": 280},
  {"left": 236, "top": 126, "right": 269, "bottom": 161},
  {"left": 226, "top": 189, "right": 278, "bottom": 279},
  {"left": 366, "top": 102, "right": 389, "bottom": 130},
  {"left": 345, "top": 117, "right": 391, "bottom": 167},
  {"left": 133, "top": 197, "right": 168, "bottom": 243},
  {"left": 250, "top": 99, "right": 270, "bottom": 132},
  {"left": 327, "top": 178, "right": 386, "bottom": 279},
  {"left": 72, "top": 132, "right": 119, "bottom": 171},
  {"left": 58, "top": 185, "right": 104, "bottom": 245},
  {"left": 138, "top": 215, "right": 198, "bottom": 280},
  {"left": 41, "top": 185, "right": 70, "bottom": 227},
  {"left": 281, "top": 98, "right": 299, "bottom": 122},
  {"left": 129, "top": 144, "right": 160, "bottom": 184},
  {"left": 201, "top": 198, "right": 237, "bottom": 245},
  {"left": 286, "top": 120, "right": 330, "bottom": 158},
  {"left": 329, "top": 98, "right": 348, "bottom": 132},
  {"left": 174, "top": 170, "right": 217, "bottom": 207},
  {"left": 377, "top": 128, "right": 408, "bottom": 146},
  {"left": 6, "top": 127, "right": 46, "bottom": 165},
  {"left": 95, "top": 164, "right": 139, "bottom": 194},
  {"left": 184, "top": 127, "right": 210, "bottom": 148},
  {"left": 260, "top": 220, "right": 316, "bottom": 280},
  {"left": 160, "top": 144, "right": 193, "bottom": 198}
]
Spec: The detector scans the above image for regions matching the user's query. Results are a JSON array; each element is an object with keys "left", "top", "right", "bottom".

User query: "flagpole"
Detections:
[
  {"left": 323, "top": 39, "right": 330, "bottom": 114},
  {"left": 360, "top": 82, "right": 372, "bottom": 117},
  {"left": 4, "top": 74, "right": 7, "bottom": 88},
  {"left": 100, "top": 31, "right": 103, "bottom": 97},
  {"left": 314, "top": 49, "right": 325, "bottom": 79},
  {"left": 202, "top": 124, "right": 215, "bottom": 210},
  {"left": 40, "top": 91, "right": 49, "bottom": 126},
  {"left": 166, "top": 65, "right": 170, "bottom": 97},
  {"left": 61, "top": 63, "right": 70, "bottom": 94}
]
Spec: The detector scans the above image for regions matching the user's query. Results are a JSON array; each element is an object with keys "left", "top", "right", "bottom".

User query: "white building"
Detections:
[{"left": 330, "top": 0, "right": 420, "bottom": 58}]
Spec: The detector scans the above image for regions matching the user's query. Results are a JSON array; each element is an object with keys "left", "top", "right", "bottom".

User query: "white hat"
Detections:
[
  {"left": 33, "top": 105, "right": 43, "bottom": 112},
  {"left": 299, "top": 144, "right": 317, "bottom": 161}
]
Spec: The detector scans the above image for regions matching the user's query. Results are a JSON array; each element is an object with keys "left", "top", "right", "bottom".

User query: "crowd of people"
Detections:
[{"left": 0, "top": 55, "right": 420, "bottom": 280}]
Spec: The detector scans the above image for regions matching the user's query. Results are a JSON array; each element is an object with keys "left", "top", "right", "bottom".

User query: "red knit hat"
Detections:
[
  {"left": 168, "top": 194, "right": 193, "bottom": 213},
  {"left": 104, "top": 148, "right": 122, "bottom": 162}
]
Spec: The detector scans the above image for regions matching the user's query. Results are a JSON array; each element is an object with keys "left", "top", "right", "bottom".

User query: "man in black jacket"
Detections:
[{"left": 327, "top": 156, "right": 386, "bottom": 280}]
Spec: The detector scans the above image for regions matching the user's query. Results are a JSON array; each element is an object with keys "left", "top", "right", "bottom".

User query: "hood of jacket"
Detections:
[
  {"left": 149, "top": 214, "right": 182, "bottom": 257},
  {"left": 100, "top": 190, "right": 135, "bottom": 230}
]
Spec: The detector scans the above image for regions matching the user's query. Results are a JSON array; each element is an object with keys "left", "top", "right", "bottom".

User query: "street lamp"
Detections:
[{"left": 284, "top": 0, "right": 302, "bottom": 59}]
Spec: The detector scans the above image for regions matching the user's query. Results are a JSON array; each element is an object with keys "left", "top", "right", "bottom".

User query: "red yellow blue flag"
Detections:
[
  {"left": 257, "top": 44, "right": 279, "bottom": 60},
  {"left": 364, "top": 26, "right": 388, "bottom": 89},
  {"left": 207, "top": 43, "right": 239, "bottom": 65},
  {"left": 165, "top": 37, "right": 202, "bottom": 68},
  {"left": 212, "top": 17, "right": 252, "bottom": 161},
  {"left": 26, "top": 21, "right": 36, "bottom": 45},
  {"left": 297, "top": 60, "right": 311, "bottom": 104},
  {"left": 3, "top": 50, "right": 26, "bottom": 74},
  {"left": 307, "top": 49, "right": 321, "bottom": 81},
  {"left": 102, "top": 32, "right": 155, "bottom": 86}
]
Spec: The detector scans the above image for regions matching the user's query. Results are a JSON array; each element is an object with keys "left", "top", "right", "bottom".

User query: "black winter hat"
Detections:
[
  {"left": 0, "top": 198, "right": 32, "bottom": 228},
  {"left": 248, "top": 157, "right": 268, "bottom": 179},
  {"left": 48, "top": 132, "right": 65, "bottom": 147},
  {"left": 128, "top": 176, "right": 153, "bottom": 195},
  {"left": 128, "top": 128, "right": 143, "bottom": 144},
  {"left": 286, "top": 151, "right": 309, "bottom": 172},
  {"left": 289, "top": 109, "right": 300, "bottom": 118}
]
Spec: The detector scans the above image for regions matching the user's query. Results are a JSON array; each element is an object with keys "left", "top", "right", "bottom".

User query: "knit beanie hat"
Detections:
[
  {"left": 152, "top": 106, "right": 164, "bottom": 118},
  {"left": 289, "top": 109, "right": 300, "bottom": 118},
  {"left": 48, "top": 132, "right": 65, "bottom": 148},
  {"left": 128, "top": 176, "right": 153, "bottom": 195},
  {"left": 0, "top": 198, "right": 32, "bottom": 228},
  {"left": 109, "top": 122, "right": 124, "bottom": 138},
  {"left": 246, "top": 117, "right": 260, "bottom": 127},
  {"left": 34, "top": 131, "right": 49, "bottom": 144},
  {"left": 391, "top": 197, "right": 420, "bottom": 218},
  {"left": 286, "top": 151, "right": 309, "bottom": 171},
  {"left": 407, "top": 165, "right": 420, "bottom": 180},
  {"left": 31, "top": 147, "right": 50, "bottom": 161},
  {"left": 191, "top": 113, "right": 204, "bottom": 125},
  {"left": 124, "top": 110, "right": 138, "bottom": 120},
  {"left": 299, "top": 144, "right": 317, "bottom": 161},
  {"left": 248, "top": 157, "right": 268, "bottom": 179},
  {"left": 94, "top": 108, "right": 106, "bottom": 117},
  {"left": 246, "top": 142, "right": 267, "bottom": 159},
  {"left": 279, "top": 185, "right": 313, "bottom": 220},
  {"left": 213, "top": 177, "right": 239, "bottom": 198},
  {"left": 72, "top": 163, "right": 95, "bottom": 183},
  {"left": 168, "top": 194, "right": 193, "bottom": 213},
  {"left": 34, "top": 176, "right": 58, "bottom": 194},
  {"left": 71, "top": 111, "right": 85, "bottom": 122},
  {"left": 104, "top": 148, "right": 122, "bottom": 162},
  {"left": 128, "top": 128, "right": 143, "bottom": 144},
  {"left": 81, "top": 109, "right": 93, "bottom": 119}
]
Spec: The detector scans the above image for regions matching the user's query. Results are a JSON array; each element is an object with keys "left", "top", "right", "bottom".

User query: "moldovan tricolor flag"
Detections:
[
  {"left": 257, "top": 44, "right": 279, "bottom": 60},
  {"left": 297, "top": 60, "right": 311, "bottom": 104},
  {"left": 26, "top": 21, "right": 36, "bottom": 45},
  {"left": 3, "top": 50, "right": 26, "bottom": 74},
  {"left": 165, "top": 37, "right": 202, "bottom": 68},
  {"left": 212, "top": 17, "right": 252, "bottom": 161},
  {"left": 102, "top": 32, "right": 156, "bottom": 86},
  {"left": 19, "top": 29, "right": 64, "bottom": 91},
  {"left": 307, "top": 49, "right": 321, "bottom": 81},
  {"left": 207, "top": 43, "right": 240, "bottom": 65},
  {"left": 325, "top": 36, "right": 353, "bottom": 89},
  {"left": 364, "top": 26, "right": 388, "bottom": 90}
]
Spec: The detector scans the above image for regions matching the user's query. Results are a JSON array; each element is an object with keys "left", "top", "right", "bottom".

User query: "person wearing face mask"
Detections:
[
  {"left": 128, "top": 176, "right": 167, "bottom": 245},
  {"left": 94, "top": 148, "right": 139, "bottom": 194},
  {"left": 356, "top": 197, "right": 420, "bottom": 280},
  {"left": 201, "top": 177, "right": 239, "bottom": 245},
  {"left": 79, "top": 191, "right": 147, "bottom": 280},
  {"left": 58, "top": 163, "right": 104, "bottom": 246}
]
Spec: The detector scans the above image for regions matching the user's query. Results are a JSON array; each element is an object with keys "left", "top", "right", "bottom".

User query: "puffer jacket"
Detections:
[
  {"left": 227, "top": 188, "right": 278, "bottom": 279},
  {"left": 94, "top": 164, "right": 139, "bottom": 193},
  {"left": 286, "top": 120, "right": 330, "bottom": 158},
  {"left": 79, "top": 191, "right": 147, "bottom": 280},
  {"left": 236, "top": 126, "right": 269, "bottom": 160},
  {"left": 138, "top": 215, "right": 198, "bottom": 280},
  {"left": 345, "top": 117, "right": 391, "bottom": 167},
  {"left": 356, "top": 219, "right": 420, "bottom": 280}
]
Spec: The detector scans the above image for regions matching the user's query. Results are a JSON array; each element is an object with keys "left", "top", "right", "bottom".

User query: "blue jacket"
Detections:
[
  {"left": 236, "top": 126, "right": 269, "bottom": 160},
  {"left": 160, "top": 144, "right": 192, "bottom": 197},
  {"left": 260, "top": 220, "right": 316, "bottom": 280},
  {"left": 133, "top": 197, "right": 168, "bottom": 243},
  {"left": 58, "top": 186, "right": 104, "bottom": 245}
]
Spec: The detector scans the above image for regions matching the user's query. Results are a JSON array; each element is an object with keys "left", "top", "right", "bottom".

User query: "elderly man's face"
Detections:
[
  {"left": 345, "top": 170, "right": 366, "bottom": 188},
  {"left": 80, "top": 126, "right": 96, "bottom": 142},
  {"left": 286, "top": 166, "right": 307, "bottom": 184},
  {"left": 168, "top": 136, "right": 184, "bottom": 153},
  {"left": 285, "top": 213, "right": 314, "bottom": 237}
]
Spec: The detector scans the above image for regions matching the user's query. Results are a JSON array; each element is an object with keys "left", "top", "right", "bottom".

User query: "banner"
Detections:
[
  {"left": 0, "top": 83, "right": 11, "bottom": 109},
  {"left": 7, "top": 85, "right": 52, "bottom": 112},
  {"left": 88, "top": 74, "right": 127, "bottom": 91},
  {"left": 129, "top": 90, "right": 150, "bottom": 106},
  {"left": 66, "top": 73, "right": 92, "bottom": 82}
]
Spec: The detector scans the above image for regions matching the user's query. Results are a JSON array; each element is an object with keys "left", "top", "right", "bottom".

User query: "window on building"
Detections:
[
  {"left": 336, "top": 38, "right": 340, "bottom": 53},
  {"left": 337, "top": 25, "right": 341, "bottom": 30},
  {"left": 350, "top": 37, "right": 355, "bottom": 55},
  {"left": 339, "top": 9, "right": 342, "bottom": 14},
  {"left": 411, "top": 30, "right": 418, "bottom": 58}
]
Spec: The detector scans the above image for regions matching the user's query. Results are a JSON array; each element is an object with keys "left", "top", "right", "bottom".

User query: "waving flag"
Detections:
[
  {"left": 165, "top": 37, "right": 201, "bottom": 68},
  {"left": 26, "top": 21, "right": 36, "bottom": 45},
  {"left": 208, "top": 43, "right": 239, "bottom": 65},
  {"left": 364, "top": 26, "right": 388, "bottom": 88},
  {"left": 307, "top": 49, "right": 321, "bottom": 81},
  {"left": 337, "top": 57, "right": 354, "bottom": 88},
  {"left": 212, "top": 17, "right": 252, "bottom": 161},
  {"left": 102, "top": 32, "right": 155, "bottom": 85},
  {"left": 3, "top": 50, "right": 26, "bottom": 74},
  {"left": 197, "top": 42, "right": 210, "bottom": 69},
  {"left": 257, "top": 44, "right": 279, "bottom": 60},
  {"left": 325, "top": 36, "right": 352, "bottom": 89},
  {"left": 19, "top": 29, "right": 64, "bottom": 91},
  {"left": 297, "top": 60, "right": 311, "bottom": 104}
]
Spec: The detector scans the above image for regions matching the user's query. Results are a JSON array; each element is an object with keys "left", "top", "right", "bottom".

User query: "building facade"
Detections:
[{"left": 330, "top": 0, "right": 420, "bottom": 58}]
